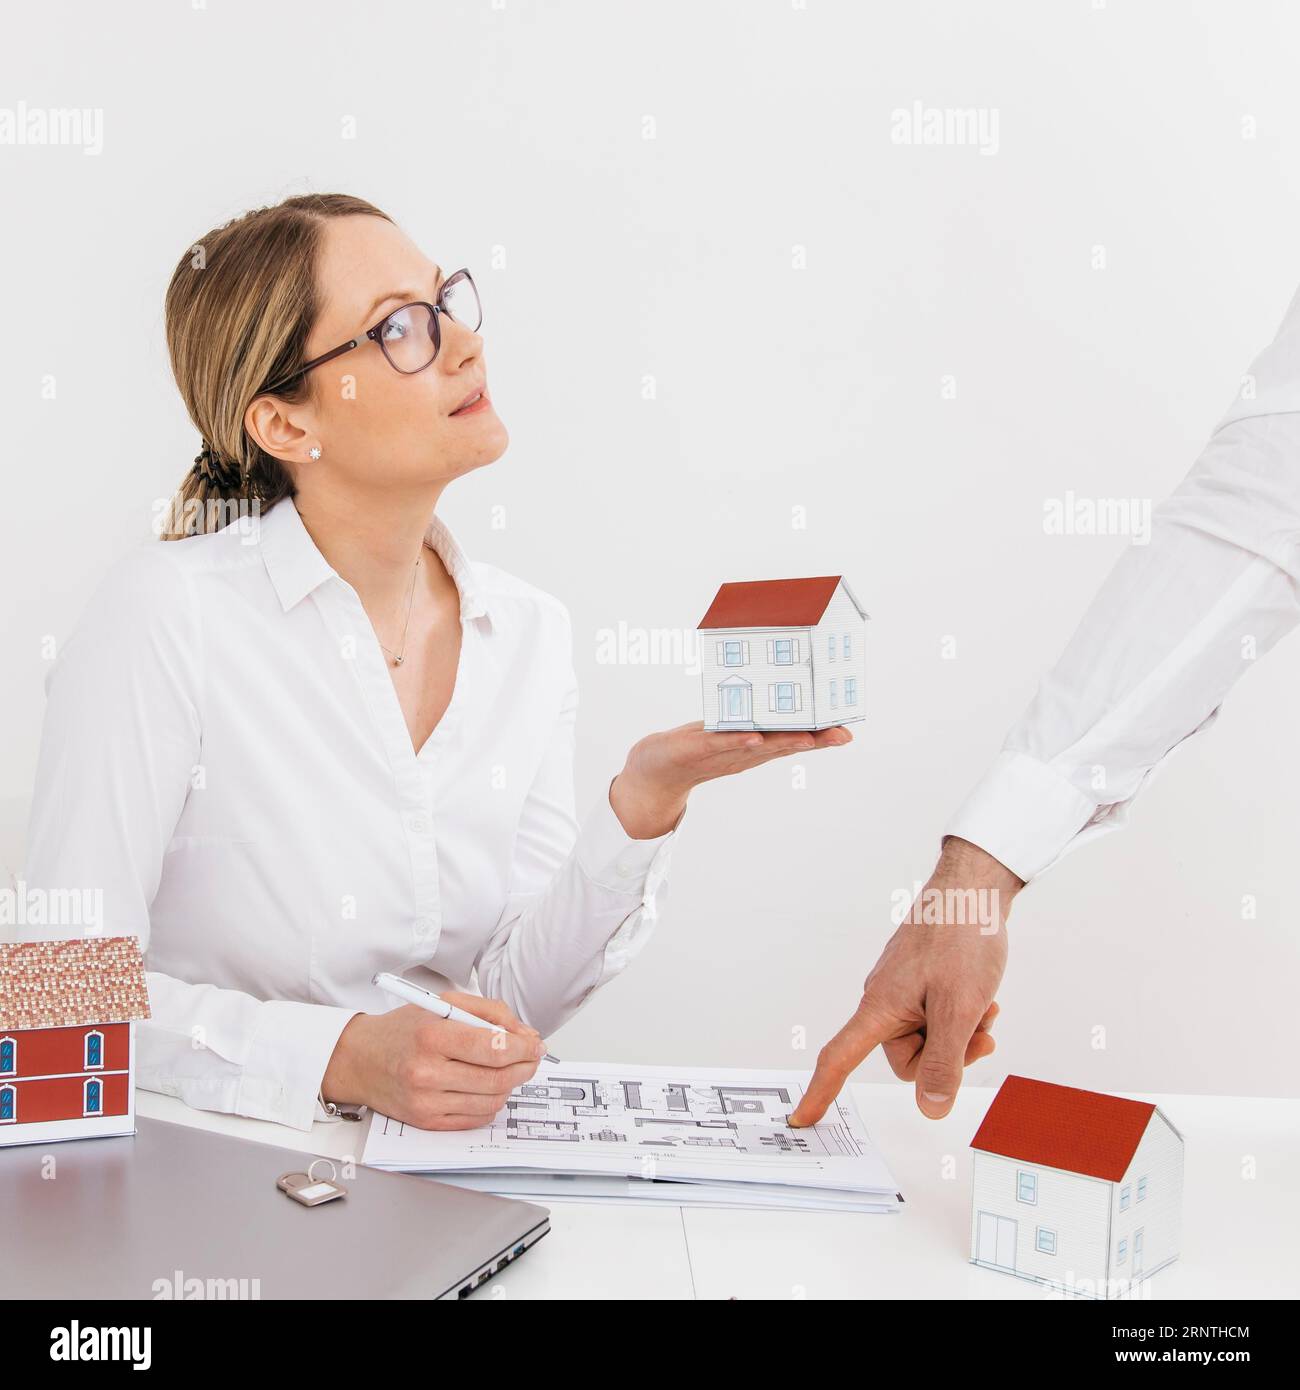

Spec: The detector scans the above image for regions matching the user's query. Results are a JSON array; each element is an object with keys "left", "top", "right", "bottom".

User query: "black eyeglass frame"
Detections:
[{"left": 260, "top": 267, "right": 480, "bottom": 396}]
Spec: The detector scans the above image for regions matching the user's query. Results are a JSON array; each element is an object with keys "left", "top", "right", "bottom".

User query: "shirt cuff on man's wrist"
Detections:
[{"left": 943, "top": 750, "right": 1099, "bottom": 883}]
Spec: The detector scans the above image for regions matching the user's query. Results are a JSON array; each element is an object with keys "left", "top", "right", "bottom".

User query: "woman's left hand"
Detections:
[{"left": 608, "top": 720, "right": 854, "bottom": 839}]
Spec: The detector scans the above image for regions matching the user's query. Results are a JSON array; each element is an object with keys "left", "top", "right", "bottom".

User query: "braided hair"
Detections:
[{"left": 159, "top": 192, "right": 394, "bottom": 540}]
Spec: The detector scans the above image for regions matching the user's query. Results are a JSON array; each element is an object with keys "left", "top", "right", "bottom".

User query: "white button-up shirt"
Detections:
[
  {"left": 23, "top": 499, "right": 676, "bottom": 1129},
  {"left": 947, "top": 282, "right": 1300, "bottom": 880}
]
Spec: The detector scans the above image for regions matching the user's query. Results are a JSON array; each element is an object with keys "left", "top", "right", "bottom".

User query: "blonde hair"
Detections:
[{"left": 159, "top": 192, "right": 393, "bottom": 540}]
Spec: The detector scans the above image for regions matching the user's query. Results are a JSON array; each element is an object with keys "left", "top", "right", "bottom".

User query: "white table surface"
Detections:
[{"left": 135, "top": 1085, "right": 1299, "bottom": 1300}]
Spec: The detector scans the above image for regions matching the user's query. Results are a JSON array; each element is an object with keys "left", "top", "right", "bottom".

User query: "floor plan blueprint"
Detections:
[
  {"left": 500, "top": 1073, "right": 862, "bottom": 1158},
  {"left": 363, "top": 1060, "right": 903, "bottom": 1207}
]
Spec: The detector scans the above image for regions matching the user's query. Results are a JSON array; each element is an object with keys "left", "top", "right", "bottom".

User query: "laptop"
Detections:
[{"left": 0, "top": 1115, "right": 549, "bottom": 1300}]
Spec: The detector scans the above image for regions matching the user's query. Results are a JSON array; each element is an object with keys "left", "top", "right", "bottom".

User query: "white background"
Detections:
[{"left": 2, "top": 0, "right": 1297, "bottom": 1100}]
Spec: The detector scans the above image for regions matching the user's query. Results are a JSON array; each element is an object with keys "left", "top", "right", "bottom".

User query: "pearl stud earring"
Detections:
[{"left": 308, "top": 446, "right": 322, "bottom": 460}]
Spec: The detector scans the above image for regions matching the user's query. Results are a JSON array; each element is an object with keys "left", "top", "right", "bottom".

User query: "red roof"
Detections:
[
  {"left": 969, "top": 1075, "right": 1156, "bottom": 1182},
  {"left": 699, "top": 576, "right": 847, "bottom": 630},
  {"left": 0, "top": 937, "right": 151, "bottom": 1031}
]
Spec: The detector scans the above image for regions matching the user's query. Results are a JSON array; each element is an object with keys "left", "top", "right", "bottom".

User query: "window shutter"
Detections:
[
  {"left": 767, "top": 683, "right": 777, "bottom": 711},
  {"left": 792, "top": 638, "right": 800, "bottom": 663},
  {"left": 742, "top": 640, "right": 750, "bottom": 663},
  {"left": 795, "top": 683, "right": 803, "bottom": 711},
  {"left": 716, "top": 641, "right": 725, "bottom": 665},
  {"left": 766, "top": 640, "right": 775, "bottom": 663}
]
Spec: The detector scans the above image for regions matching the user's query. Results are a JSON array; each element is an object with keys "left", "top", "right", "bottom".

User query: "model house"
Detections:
[
  {"left": 969, "top": 1075, "right": 1183, "bottom": 1298},
  {"left": 0, "top": 935, "right": 150, "bottom": 1147},
  {"left": 698, "top": 575, "right": 868, "bottom": 732}
]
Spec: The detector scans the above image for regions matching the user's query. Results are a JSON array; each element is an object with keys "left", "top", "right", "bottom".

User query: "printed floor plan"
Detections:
[
  {"left": 363, "top": 1061, "right": 902, "bottom": 1207},
  {"left": 504, "top": 1074, "right": 864, "bottom": 1158}
]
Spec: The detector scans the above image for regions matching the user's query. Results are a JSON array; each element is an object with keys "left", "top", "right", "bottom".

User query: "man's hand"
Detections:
[{"left": 789, "top": 837, "right": 1024, "bottom": 1126}]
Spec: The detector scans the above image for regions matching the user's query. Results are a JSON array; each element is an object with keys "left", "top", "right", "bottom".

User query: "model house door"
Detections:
[
  {"left": 718, "top": 682, "right": 752, "bottom": 723},
  {"left": 1132, "top": 1227, "right": 1144, "bottom": 1276},
  {"left": 976, "top": 1212, "right": 1017, "bottom": 1270}
]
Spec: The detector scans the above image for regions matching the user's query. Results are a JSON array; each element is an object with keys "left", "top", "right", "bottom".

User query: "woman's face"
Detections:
[{"left": 272, "top": 214, "right": 508, "bottom": 492}]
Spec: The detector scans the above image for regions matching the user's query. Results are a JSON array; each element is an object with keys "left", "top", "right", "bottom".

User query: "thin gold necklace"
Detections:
[{"left": 378, "top": 557, "right": 420, "bottom": 666}]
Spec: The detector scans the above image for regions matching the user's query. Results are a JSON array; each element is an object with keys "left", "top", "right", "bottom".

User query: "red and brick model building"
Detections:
[{"left": 0, "top": 935, "right": 150, "bottom": 1146}]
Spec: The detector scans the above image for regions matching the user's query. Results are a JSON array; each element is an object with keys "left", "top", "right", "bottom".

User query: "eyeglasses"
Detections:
[{"left": 261, "top": 268, "right": 482, "bottom": 396}]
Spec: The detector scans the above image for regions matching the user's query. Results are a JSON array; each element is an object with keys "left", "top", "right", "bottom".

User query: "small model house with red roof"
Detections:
[
  {"left": 0, "top": 936, "right": 150, "bottom": 1146},
  {"left": 698, "top": 576, "right": 868, "bottom": 732},
  {"left": 970, "top": 1075, "right": 1183, "bottom": 1298}
]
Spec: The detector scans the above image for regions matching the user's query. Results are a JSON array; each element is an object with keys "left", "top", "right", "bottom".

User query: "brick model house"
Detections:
[{"left": 0, "top": 935, "right": 150, "bottom": 1146}]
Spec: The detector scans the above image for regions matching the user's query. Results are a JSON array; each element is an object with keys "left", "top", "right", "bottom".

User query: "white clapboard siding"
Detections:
[
  {"left": 809, "top": 582, "right": 868, "bottom": 728},
  {"left": 970, "top": 1150, "right": 1111, "bottom": 1290},
  {"left": 1108, "top": 1111, "right": 1184, "bottom": 1286},
  {"left": 699, "top": 626, "right": 814, "bottom": 730}
]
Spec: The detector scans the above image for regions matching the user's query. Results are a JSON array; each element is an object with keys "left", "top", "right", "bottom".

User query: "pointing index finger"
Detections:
[{"left": 789, "top": 1005, "right": 891, "bottom": 1127}]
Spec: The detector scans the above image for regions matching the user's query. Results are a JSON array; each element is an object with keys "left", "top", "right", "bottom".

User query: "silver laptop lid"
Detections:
[{"left": 0, "top": 1116, "right": 549, "bottom": 1300}]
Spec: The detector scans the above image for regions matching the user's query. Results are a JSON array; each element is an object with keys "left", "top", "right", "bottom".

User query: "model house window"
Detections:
[
  {"left": 0, "top": 1037, "right": 14, "bottom": 1075},
  {"left": 84, "top": 1078, "right": 102, "bottom": 1115},
  {"left": 0, "top": 1084, "right": 14, "bottom": 1122},
  {"left": 84, "top": 1031, "right": 104, "bottom": 1070},
  {"left": 845, "top": 677, "right": 857, "bottom": 705},
  {"left": 723, "top": 640, "right": 745, "bottom": 666},
  {"left": 767, "top": 682, "right": 802, "bottom": 713},
  {"left": 773, "top": 639, "right": 794, "bottom": 665},
  {"left": 1137, "top": 1176, "right": 1148, "bottom": 1202},
  {"left": 1120, "top": 1184, "right": 1131, "bottom": 1211},
  {"left": 1016, "top": 1170, "right": 1037, "bottom": 1204},
  {"left": 1035, "top": 1227, "right": 1057, "bottom": 1255},
  {"left": 843, "top": 634, "right": 851, "bottom": 660},
  {"left": 828, "top": 634, "right": 836, "bottom": 662},
  {"left": 829, "top": 679, "right": 838, "bottom": 708},
  {"left": 1117, "top": 1238, "right": 1127, "bottom": 1265}
]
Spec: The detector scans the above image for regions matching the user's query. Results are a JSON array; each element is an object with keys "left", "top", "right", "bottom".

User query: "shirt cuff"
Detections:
[
  {"left": 575, "top": 778, "right": 681, "bottom": 894},
  {"left": 943, "top": 750, "right": 1099, "bottom": 882},
  {"left": 241, "top": 999, "right": 361, "bottom": 1132}
]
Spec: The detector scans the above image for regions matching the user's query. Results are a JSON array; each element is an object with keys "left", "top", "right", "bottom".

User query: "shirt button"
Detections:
[
  {"left": 414, "top": 917, "right": 436, "bottom": 938},
  {"left": 407, "top": 812, "right": 430, "bottom": 834},
  {"left": 615, "top": 861, "right": 633, "bottom": 878}
]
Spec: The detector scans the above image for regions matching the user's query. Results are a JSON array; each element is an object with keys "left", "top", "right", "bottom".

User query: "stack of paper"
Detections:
[{"left": 362, "top": 1060, "right": 903, "bottom": 1213}]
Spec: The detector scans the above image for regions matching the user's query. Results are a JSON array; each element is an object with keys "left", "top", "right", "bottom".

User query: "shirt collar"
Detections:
[
  {"left": 258, "top": 498, "right": 493, "bottom": 625},
  {"left": 425, "top": 510, "right": 491, "bottom": 623}
]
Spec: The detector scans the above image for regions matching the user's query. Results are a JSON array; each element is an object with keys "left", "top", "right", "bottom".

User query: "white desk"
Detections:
[{"left": 136, "top": 1085, "right": 1299, "bottom": 1300}]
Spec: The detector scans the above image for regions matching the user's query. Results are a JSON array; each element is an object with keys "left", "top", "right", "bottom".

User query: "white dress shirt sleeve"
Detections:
[
  {"left": 472, "top": 611, "right": 679, "bottom": 1036},
  {"left": 22, "top": 546, "right": 358, "bottom": 1131},
  {"left": 945, "top": 285, "right": 1300, "bottom": 881}
]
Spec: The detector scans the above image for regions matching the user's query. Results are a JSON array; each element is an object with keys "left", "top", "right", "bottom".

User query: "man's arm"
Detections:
[
  {"left": 947, "top": 406, "right": 1300, "bottom": 880},
  {"left": 793, "top": 283, "right": 1300, "bottom": 1123}
]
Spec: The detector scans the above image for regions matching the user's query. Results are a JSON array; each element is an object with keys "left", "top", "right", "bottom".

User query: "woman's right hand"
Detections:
[{"left": 321, "top": 992, "right": 548, "bottom": 1130}]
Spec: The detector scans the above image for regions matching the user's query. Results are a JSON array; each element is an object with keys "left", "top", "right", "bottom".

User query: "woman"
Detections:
[{"left": 24, "top": 193, "right": 851, "bottom": 1133}]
